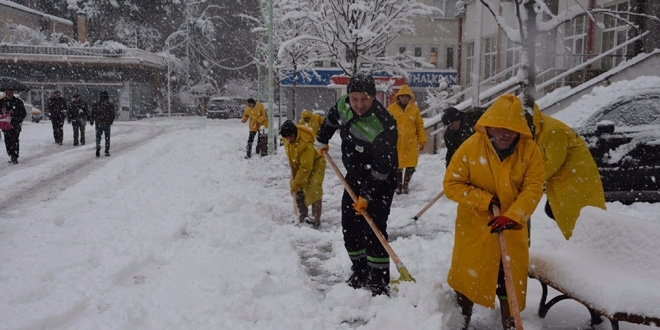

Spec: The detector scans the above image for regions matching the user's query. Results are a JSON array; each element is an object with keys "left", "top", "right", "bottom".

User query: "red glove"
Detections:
[
  {"left": 352, "top": 196, "right": 368, "bottom": 214},
  {"left": 487, "top": 216, "right": 522, "bottom": 233}
]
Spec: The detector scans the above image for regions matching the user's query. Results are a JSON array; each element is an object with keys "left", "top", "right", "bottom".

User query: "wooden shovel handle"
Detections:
[{"left": 493, "top": 205, "right": 524, "bottom": 330}]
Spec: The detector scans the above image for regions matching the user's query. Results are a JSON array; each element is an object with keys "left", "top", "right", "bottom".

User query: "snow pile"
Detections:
[{"left": 530, "top": 206, "right": 660, "bottom": 317}]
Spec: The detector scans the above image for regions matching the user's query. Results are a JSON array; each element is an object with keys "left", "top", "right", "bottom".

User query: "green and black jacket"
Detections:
[{"left": 316, "top": 95, "right": 398, "bottom": 201}]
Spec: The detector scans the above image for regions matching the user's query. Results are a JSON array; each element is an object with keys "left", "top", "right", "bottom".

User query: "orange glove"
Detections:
[
  {"left": 419, "top": 141, "right": 426, "bottom": 151},
  {"left": 352, "top": 196, "right": 368, "bottom": 214}
]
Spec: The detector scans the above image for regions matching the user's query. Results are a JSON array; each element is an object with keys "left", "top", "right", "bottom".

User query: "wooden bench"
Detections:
[{"left": 528, "top": 206, "right": 660, "bottom": 330}]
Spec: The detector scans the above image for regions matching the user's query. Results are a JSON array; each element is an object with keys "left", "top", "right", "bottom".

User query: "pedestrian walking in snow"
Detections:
[
  {"left": 441, "top": 106, "right": 483, "bottom": 167},
  {"left": 47, "top": 90, "right": 68, "bottom": 145},
  {"left": 443, "top": 94, "right": 544, "bottom": 330},
  {"left": 0, "top": 89, "right": 26, "bottom": 164},
  {"left": 241, "top": 98, "right": 268, "bottom": 158},
  {"left": 280, "top": 120, "right": 326, "bottom": 228},
  {"left": 68, "top": 94, "right": 89, "bottom": 146},
  {"left": 530, "top": 103, "right": 606, "bottom": 239},
  {"left": 315, "top": 72, "right": 398, "bottom": 296},
  {"left": 387, "top": 84, "right": 426, "bottom": 194},
  {"left": 90, "top": 91, "right": 115, "bottom": 157}
]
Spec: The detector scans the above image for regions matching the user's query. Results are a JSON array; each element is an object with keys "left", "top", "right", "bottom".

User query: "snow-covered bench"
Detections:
[{"left": 528, "top": 206, "right": 660, "bottom": 330}]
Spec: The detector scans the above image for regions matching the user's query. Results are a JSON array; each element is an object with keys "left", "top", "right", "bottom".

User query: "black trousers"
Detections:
[
  {"left": 3, "top": 126, "right": 21, "bottom": 160},
  {"left": 72, "top": 122, "right": 85, "bottom": 145},
  {"left": 341, "top": 174, "right": 396, "bottom": 285},
  {"left": 52, "top": 118, "right": 64, "bottom": 143}
]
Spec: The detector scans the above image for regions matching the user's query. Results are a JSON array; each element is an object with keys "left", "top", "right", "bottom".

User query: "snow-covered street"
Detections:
[{"left": 1, "top": 117, "right": 658, "bottom": 330}]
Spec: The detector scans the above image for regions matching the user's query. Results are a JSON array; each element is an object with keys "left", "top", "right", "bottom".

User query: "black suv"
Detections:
[{"left": 556, "top": 89, "right": 660, "bottom": 204}]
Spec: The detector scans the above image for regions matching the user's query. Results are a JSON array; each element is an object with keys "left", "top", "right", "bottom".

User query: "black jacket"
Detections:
[
  {"left": 68, "top": 100, "right": 89, "bottom": 123},
  {"left": 0, "top": 97, "right": 26, "bottom": 129},
  {"left": 90, "top": 100, "right": 115, "bottom": 126},
  {"left": 316, "top": 95, "right": 398, "bottom": 202},
  {"left": 47, "top": 97, "right": 68, "bottom": 121},
  {"left": 444, "top": 109, "right": 483, "bottom": 166}
]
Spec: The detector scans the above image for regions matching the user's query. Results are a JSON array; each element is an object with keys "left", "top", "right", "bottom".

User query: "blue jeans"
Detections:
[{"left": 95, "top": 124, "right": 111, "bottom": 152}]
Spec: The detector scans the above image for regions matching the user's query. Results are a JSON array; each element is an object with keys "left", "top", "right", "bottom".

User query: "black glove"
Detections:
[
  {"left": 489, "top": 196, "right": 500, "bottom": 215},
  {"left": 296, "top": 191, "right": 305, "bottom": 201}
]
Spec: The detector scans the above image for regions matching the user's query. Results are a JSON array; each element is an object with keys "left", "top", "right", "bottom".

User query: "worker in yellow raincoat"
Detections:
[
  {"left": 280, "top": 120, "right": 326, "bottom": 227},
  {"left": 299, "top": 109, "right": 324, "bottom": 138},
  {"left": 531, "top": 104, "right": 606, "bottom": 239},
  {"left": 443, "top": 94, "right": 544, "bottom": 330},
  {"left": 241, "top": 98, "right": 268, "bottom": 158},
  {"left": 387, "top": 84, "right": 427, "bottom": 194}
]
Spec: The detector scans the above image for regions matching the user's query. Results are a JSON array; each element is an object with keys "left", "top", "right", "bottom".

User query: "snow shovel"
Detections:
[
  {"left": 321, "top": 150, "right": 416, "bottom": 285},
  {"left": 412, "top": 190, "right": 444, "bottom": 221},
  {"left": 492, "top": 205, "right": 524, "bottom": 330}
]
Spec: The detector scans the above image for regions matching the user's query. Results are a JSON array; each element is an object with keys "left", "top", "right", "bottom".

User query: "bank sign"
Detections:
[{"left": 280, "top": 69, "right": 456, "bottom": 88}]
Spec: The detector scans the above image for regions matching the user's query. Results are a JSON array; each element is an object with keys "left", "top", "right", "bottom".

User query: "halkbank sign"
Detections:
[{"left": 280, "top": 68, "right": 456, "bottom": 88}]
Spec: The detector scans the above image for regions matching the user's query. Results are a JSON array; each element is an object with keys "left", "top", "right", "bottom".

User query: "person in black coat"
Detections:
[
  {"left": 1, "top": 89, "right": 27, "bottom": 164},
  {"left": 442, "top": 107, "right": 484, "bottom": 167},
  {"left": 68, "top": 94, "right": 89, "bottom": 146},
  {"left": 47, "top": 90, "right": 68, "bottom": 145},
  {"left": 90, "top": 91, "right": 115, "bottom": 157},
  {"left": 314, "top": 72, "right": 398, "bottom": 296}
]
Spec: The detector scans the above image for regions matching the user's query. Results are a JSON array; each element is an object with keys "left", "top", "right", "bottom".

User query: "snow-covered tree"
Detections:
[{"left": 301, "top": 0, "right": 441, "bottom": 76}]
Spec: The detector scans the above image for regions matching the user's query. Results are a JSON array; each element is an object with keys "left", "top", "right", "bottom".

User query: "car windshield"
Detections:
[{"left": 599, "top": 96, "right": 660, "bottom": 126}]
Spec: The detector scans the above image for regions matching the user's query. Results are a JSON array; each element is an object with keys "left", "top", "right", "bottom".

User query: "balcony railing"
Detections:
[{"left": 0, "top": 43, "right": 166, "bottom": 67}]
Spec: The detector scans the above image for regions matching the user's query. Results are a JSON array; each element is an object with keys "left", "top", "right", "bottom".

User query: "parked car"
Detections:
[
  {"left": 207, "top": 97, "right": 241, "bottom": 119},
  {"left": 553, "top": 83, "right": 660, "bottom": 204}
]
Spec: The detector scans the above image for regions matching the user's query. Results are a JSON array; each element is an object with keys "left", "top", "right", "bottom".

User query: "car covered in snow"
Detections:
[
  {"left": 553, "top": 78, "right": 660, "bottom": 204},
  {"left": 207, "top": 97, "right": 241, "bottom": 119}
]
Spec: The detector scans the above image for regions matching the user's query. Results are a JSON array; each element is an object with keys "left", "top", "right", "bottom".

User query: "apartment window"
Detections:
[
  {"left": 601, "top": 1, "right": 631, "bottom": 70},
  {"left": 399, "top": 46, "right": 407, "bottom": 54},
  {"left": 329, "top": 61, "right": 337, "bottom": 67},
  {"left": 483, "top": 36, "right": 497, "bottom": 79},
  {"left": 563, "top": 15, "right": 586, "bottom": 68},
  {"left": 430, "top": 46, "right": 438, "bottom": 68},
  {"left": 505, "top": 38, "right": 521, "bottom": 79},
  {"left": 414, "top": 46, "right": 423, "bottom": 67},
  {"left": 466, "top": 42, "right": 474, "bottom": 85},
  {"left": 432, "top": 0, "right": 458, "bottom": 18},
  {"left": 314, "top": 61, "right": 324, "bottom": 67},
  {"left": 446, "top": 46, "right": 454, "bottom": 69}
]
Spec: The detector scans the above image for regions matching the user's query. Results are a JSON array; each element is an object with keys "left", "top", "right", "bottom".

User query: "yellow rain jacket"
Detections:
[
  {"left": 443, "top": 94, "right": 544, "bottom": 311},
  {"left": 532, "top": 105, "right": 606, "bottom": 239},
  {"left": 242, "top": 101, "right": 268, "bottom": 132},
  {"left": 283, "top": 124, "right": 326, "bottom": 206},
  {"left": 387, "top": 85, "right": 427, "bottom": 169},
  {"left": 299, "top": 109, "right": 324, "bottom": 138}
]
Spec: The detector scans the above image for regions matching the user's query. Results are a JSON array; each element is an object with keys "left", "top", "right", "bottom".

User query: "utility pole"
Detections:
[
  {"left": 267, "top": 0, "right": 274, "bottom": 154},
  {"left": 471, "top": 1, "right": 483, "bottom": 109}
]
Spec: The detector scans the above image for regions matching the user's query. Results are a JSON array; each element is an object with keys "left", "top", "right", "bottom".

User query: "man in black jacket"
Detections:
[
  {"left": 47, "top": 90, "right": 68, "bottom": 145},
  {"left": 68, "top": 94, "right": 89, "bottom": 146},
  {"left": 90, "top": 91, "right": 115, "bottom": 157},
  {"left": 1, "top": 89, "right": 27, "bottom": 164},
  {"left": 314, "top": 72, "right": 398, "bottom": 296},
  {"left": 442, "top": 107, "right": 484, "bottom": 166}
]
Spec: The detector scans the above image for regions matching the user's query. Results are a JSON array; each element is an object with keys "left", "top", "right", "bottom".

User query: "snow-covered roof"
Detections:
[{"left": 0, "top": 0, "right": 73, "bottom": 26}]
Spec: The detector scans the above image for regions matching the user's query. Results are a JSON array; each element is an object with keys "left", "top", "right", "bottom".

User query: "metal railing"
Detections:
[{"left": 0, "top": 43, "right": 166, "bottom": 67}]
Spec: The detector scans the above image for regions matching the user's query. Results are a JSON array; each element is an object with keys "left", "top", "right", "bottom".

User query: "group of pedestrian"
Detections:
[
  {"left": 0, "top": 89, "right": 116, "bottom": 164},
  {"left": 45, "top": 90, "right": 116, "bottom": 157},
  {"left": 245, "top": 71, "right": 606, "bottom": 315}
]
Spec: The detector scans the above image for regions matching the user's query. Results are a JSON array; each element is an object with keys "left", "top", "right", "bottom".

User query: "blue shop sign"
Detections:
[{"left": 280, "top": 69, "right": 456, "bottom": 88}]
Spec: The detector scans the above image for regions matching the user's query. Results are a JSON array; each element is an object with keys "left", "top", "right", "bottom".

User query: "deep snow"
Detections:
[{"left": 0, "top": 114, "right": 659, "bottom": 330}]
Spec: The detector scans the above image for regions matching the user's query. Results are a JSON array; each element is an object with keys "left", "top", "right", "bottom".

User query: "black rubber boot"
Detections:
[
  {"left": 346, "top": 260, "right": 368, "bottom": 289},
  {"left": 368, "top": 266, "right": 390, "bottom": 296},
  {"left": 456, "top": 291, "right": 474, "bottom": 330}
]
